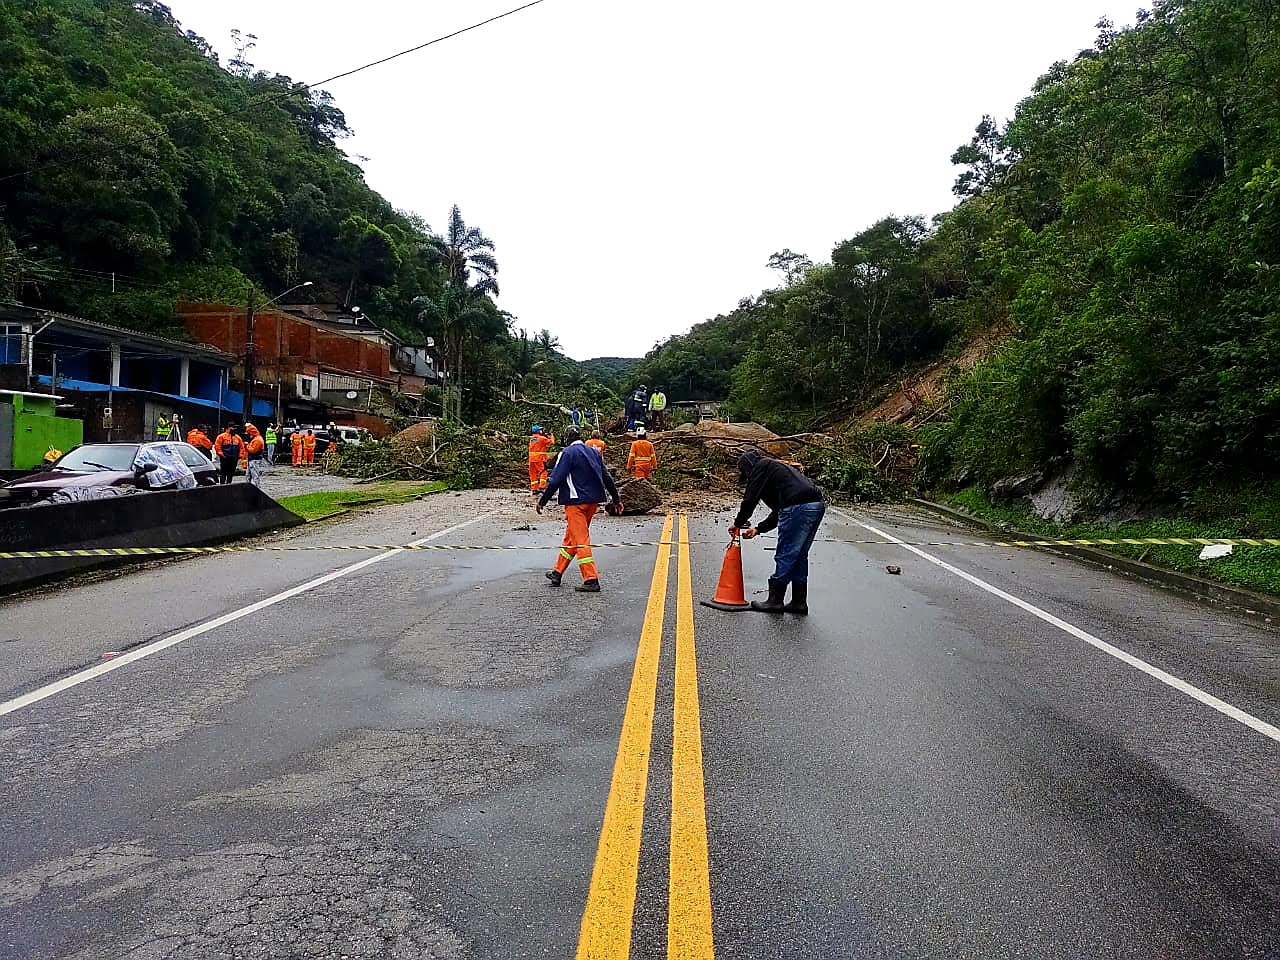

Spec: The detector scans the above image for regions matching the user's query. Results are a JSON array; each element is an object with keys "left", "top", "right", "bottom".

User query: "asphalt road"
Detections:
[{"left": 0, "top": 490, "right": 1277, "bottom": 959}]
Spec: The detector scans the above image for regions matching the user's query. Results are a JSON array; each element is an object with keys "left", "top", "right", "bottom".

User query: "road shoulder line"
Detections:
[
  {"left": 0, "top": 516, "right": 485, "bottom": 718},
  {"left": 837, "top": 510, "right": 1280, "bottom": 745}
]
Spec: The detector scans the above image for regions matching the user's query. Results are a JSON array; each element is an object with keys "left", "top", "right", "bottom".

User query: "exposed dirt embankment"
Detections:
[{"left": 849, "top": 324, "right": 1011, "bottom": 430}]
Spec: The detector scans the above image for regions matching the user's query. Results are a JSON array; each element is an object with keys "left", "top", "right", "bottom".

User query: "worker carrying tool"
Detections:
[
  {"left": 528, "top": 424, "right": 555, "bottom": 494},
  {"left": 731, "top": 449, "right": 826, "bottom": 616},
  {"left": 537, "top": 425, "right": 621, "bottom": 593},
  {"left": 626, "top": 427, "right": 657, "bottom": 479},
  {"left": 586, "top": 430, "right": 607, "bottom": 456}
]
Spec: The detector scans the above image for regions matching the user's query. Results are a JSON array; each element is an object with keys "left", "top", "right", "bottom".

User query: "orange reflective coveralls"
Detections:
[
  {"left": 303, "top": 432, "right": 316, "bottom": 464},
  {"left": 627, "top": 438, "right": 656, "bottom": 479},
  {"left": 528, "top": 432, "right": 555, "bottom": 492},
  {"left": 187, "top": 429, "right": 212, "bottom": 455},
  {"left": 291, "top": 431, "right": 303, "bottom": 466},
  {"left": 586, "top": 437, "right": 606, "bottom": 456},
  {"left": 555, "top": 503, "right": 599, "bottom": 582},
  {"left": 213, "top": 430, "right": 234, "bottom": 458}
]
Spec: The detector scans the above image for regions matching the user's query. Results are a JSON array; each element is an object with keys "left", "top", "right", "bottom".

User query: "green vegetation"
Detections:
[
  {"left": 277, "top": 481, "right": 445, "bottom": 521},
  {"left": 0, "top": 0, "right": 614, "bottom": 423},
  {"left": 943, "top": 485, "right": 1280, "bottom": 597},
  {"left": 631, "top": 0, "right": 1280, "bottom": 509},
  {"left": 578, "top": 357, "right": 641, "bottom": 394}
]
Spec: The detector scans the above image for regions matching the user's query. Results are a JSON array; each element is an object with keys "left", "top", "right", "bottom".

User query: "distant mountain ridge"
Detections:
[{"left": 578, "top": 356, "right": 640, "bottom": 390}]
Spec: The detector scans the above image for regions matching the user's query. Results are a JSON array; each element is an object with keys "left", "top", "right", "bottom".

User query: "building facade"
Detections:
[
  {"left": 0, "top": 303, "right": 249, "bottom": 443},
  {"left": 177, "top": 302, "right": 437, "bottom": 430}
]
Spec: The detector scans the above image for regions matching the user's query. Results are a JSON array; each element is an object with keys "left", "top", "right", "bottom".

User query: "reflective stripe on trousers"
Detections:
[{"left": 554, "top": 503, "right": 599, "bottom": 580}]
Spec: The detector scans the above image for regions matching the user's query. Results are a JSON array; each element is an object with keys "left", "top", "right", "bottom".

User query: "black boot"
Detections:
[
  {"left": 545, "top": 570, "right": 562, "bottom": 587},
  {"left": 784, "top": 581, "right": 808, "bottom": 616},
  {"left": 751, "top": 578, "right": 786, "bottom": 613},
  {"left": 576, "top": 578, "right": 601, "bottom": 593}
]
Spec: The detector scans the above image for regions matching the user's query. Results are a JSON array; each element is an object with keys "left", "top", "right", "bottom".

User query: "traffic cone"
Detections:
[{"left": 700, "top": 539, "right": 751, "bottom": 611}]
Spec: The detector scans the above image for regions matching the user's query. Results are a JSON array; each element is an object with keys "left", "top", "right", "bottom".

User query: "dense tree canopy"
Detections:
[
  {"left": 0, "top": 0, "right": 428, "bottom": 328},
  {"left": 634, "top": 0, "right": 1280, "bottom": 496}
]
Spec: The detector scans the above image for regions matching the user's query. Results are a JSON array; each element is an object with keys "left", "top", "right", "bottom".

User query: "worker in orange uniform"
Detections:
[
  {"left": 586, "top": 431, "right": 607, "bottom": 456},
  {"left": 626, "top": 426, "right": 657, "bottom": 479},
  {"left": 303, "top": 429, "right": 317, "bottom": 464},
  {"left": 243, "top": 423, "right": 266, "bottom": 487},
  {"left": 291, "top": 429, "right": 303, "bottom": 467},
  {"left": 187, "top": 425, "right": 213, "bottom": 460},
  {"left": 537, "top": 426, "right": 620, "bottom": 593},
  {"left": 213, "top": 425, "right": 242, "bottom": 485},
  {"left": 527, "top": 424, "right": 555, "bottom": 494}
]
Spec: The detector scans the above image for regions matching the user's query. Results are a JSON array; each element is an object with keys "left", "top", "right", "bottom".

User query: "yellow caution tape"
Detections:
[{"left": 0, "top": 537, "right": 1276, "bottom": 560}]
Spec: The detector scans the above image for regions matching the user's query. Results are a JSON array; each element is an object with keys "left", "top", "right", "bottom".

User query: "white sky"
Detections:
[{"left": 167, "top": 0, "right": 1134, "bottom": 360}]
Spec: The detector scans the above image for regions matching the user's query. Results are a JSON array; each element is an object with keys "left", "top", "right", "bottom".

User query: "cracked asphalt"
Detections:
[{"left": 0, "top": 490, "right": 1277, "bottom": 958}]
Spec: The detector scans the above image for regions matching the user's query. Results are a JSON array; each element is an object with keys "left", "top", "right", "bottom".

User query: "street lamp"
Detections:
[
  {"left": 244, "top": 281, "right": 313, "bottom": 422},
  {"left": 262, "top": 280, "right": 313, "bottom": 310}
]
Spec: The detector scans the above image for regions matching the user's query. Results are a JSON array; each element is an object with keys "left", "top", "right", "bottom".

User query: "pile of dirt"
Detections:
[{"left": 390, "top": 421, "right": 439, "bottom": 447}]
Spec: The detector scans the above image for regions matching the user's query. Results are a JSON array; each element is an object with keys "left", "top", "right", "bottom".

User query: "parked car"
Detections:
[
  {"left": 332, "top": 425, "right": 371, "bottom": 446},
  {"left": 0, "top": 442, "right": 218, "bottom": 507}
]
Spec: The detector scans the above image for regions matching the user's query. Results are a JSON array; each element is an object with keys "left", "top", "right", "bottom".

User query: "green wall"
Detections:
[{"left": 3, "top": 394, "right": 84, "bottom": 469}]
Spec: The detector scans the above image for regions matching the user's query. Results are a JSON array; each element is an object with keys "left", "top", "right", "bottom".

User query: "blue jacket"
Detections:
[{"left": 540, "top": 441, "right": 619, "bottom": 507}]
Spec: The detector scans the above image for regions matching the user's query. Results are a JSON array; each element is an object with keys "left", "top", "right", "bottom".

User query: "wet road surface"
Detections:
[{"left": 0, "top": 491, "right": 1277, "bottom": 959}]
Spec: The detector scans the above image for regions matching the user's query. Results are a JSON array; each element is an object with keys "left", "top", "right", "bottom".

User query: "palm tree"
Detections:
[
  {"left": 536, "top": 328, "right": 559, "bottom": 359},
  {"left": 418, "top": 205, "right": 499, "bottom": 421}
]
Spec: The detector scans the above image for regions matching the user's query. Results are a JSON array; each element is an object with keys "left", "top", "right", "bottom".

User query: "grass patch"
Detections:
[
  {"left": 940, "top": 485, "right": 1280, "bottom": 597},
  {"left": 279, "top": 481, "right": 446, "bottom": 521}
]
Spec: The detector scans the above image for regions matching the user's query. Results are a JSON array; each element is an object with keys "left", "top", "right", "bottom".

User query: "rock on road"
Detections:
[{"left": 0, "top": 490, "right": 1276, "bottom": 959}]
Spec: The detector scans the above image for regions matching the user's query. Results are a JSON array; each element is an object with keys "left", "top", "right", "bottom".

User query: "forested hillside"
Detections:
[
  {"left": 634, "top": 0, "right": 1280, "bottom": 501},
  {"left": 0, "top": 0, "right": 611, "bottom": 420}
]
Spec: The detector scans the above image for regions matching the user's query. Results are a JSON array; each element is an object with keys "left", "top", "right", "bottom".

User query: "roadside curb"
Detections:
[{"left": 909, "top": 497, "right": 1280, "bottom": 623}]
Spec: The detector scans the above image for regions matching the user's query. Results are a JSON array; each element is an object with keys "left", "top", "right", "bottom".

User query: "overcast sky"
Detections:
[{"left": 168, "top": 0, "right": 1134, "bottom": 360}]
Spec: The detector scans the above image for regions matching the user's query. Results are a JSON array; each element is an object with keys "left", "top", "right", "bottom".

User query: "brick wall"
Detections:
[{"left": 177, "top": 303, "right": 392, "bottom": 380}]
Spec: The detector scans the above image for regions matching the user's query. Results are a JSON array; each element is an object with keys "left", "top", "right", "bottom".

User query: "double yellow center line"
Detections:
[{"left": 576, "top": 514, "right": 715, "bottom": 959}]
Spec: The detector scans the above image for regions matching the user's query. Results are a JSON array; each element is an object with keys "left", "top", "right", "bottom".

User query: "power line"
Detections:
[
  {"left": 305, "top": 0, "right": 547, "bottom": 89},
  {"left": 0, "top": 0, "right": 552, "bottom": 186}
]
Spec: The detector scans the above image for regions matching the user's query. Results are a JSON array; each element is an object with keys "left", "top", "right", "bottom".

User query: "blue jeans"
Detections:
[{"left": 773, "top": 501, "right": 826, "bottom": 583}]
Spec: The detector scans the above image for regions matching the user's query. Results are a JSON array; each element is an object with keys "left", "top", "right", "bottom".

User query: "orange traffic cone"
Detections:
[{"left": 700, "top": 539, "right": 751, "bottom": 611}]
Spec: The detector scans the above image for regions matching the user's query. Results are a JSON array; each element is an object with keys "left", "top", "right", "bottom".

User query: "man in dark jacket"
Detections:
[
  {"left": 732, "top": 450, "right": 826, "bottom": 615},
  {"left": 537, "top": 426, "right": 621, "bottom": 593}
]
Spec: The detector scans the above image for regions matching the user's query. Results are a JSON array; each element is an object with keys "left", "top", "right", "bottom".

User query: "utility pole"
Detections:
[{"left": 242, "top": 289, "right": 256, "bottom": 423}]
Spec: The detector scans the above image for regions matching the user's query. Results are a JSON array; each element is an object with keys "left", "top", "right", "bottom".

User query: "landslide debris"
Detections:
[{"left": 330, "top": 406, "right": 842, "bottom": 510}]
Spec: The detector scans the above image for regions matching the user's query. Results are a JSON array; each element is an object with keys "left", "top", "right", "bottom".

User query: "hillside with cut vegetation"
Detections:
[{"left": 629, "top": 0, "right": 1280, "bottom": 518}]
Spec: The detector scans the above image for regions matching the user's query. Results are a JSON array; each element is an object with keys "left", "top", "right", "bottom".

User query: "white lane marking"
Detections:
[
  {"left": 0, "top": 516, "right": 485, "bottom": 718},
  {"left": 836, "top": 510, "right": 1280, "bottom": 745}
]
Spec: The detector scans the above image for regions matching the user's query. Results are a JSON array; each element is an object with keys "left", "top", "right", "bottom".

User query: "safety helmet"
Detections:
[
  {"left": 635, "top": 426, "right": 646, "bottom": 437},
  {"left": 531, "top": 424, "right": 542, "bottom": 435}
]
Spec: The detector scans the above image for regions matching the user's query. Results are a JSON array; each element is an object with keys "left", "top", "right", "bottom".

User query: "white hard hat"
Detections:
[{"left": 636, "top": 426, "right": 646, "bottom": 437}]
